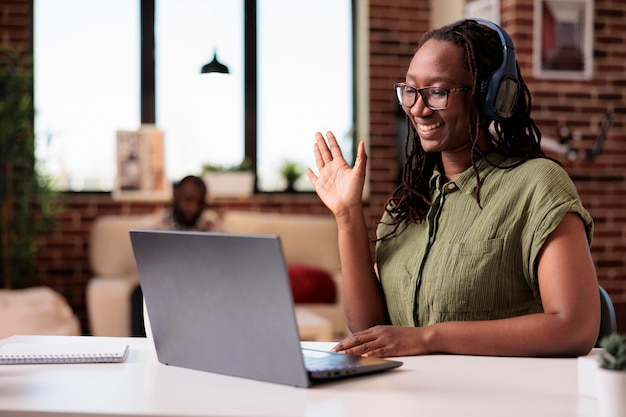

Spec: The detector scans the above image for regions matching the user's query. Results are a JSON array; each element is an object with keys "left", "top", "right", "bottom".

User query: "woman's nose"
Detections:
[{"left": 408, "top": 94, "right": 432, "bottom": 117}]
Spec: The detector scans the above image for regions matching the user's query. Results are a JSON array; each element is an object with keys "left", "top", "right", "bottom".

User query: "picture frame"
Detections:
[
  {"left": 113, "top": 125, "right": 171, "bottom": 201},
  {"left": 533, "top": 0, "right": 593, "bottom": 80}
]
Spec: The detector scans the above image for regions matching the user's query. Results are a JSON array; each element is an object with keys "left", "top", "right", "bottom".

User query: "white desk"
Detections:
[{"left": 0, "top": 335, "right": 600, "bottom": 417}]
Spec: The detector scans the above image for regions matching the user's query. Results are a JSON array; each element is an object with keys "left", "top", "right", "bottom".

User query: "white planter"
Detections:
[
  {"left": 595, "top": 367, "right": 626, "bottom": 417},
  {"left": 202, "top": 172, "right": 255, "bottom": 199}
]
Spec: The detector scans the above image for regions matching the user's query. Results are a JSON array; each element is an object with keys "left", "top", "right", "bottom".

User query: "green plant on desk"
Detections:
[
  {"left": 596, "top": 333, "right": 626, "bottom": 417},
  {"left": 598, "top": 333, "right": 626, "bottom": 371}
]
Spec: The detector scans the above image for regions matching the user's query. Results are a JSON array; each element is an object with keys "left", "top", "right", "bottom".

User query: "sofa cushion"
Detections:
[
  {"left": 90, "top": 215, "right": 148, "bottom": 278},
  {"left": 221, "top": 211, "right": 340, "bottom": 274},
  {"left": 0, "top": 287, "right": 81, "bottom": 338},
  {"left": 288, "top": 265, "right": 336, "bottom": 304}
]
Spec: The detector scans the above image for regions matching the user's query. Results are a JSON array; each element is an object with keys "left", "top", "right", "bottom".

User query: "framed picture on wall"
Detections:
[{"left": 533, "top": 0, "right": 593, "bottom": 80}]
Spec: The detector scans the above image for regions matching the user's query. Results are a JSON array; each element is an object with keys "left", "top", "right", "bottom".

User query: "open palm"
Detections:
[{"left": 307, "top": 131, "right": 367, "bottom": 217}]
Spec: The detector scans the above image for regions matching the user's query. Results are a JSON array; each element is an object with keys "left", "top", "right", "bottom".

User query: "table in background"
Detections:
[{"left": 0, "top": 335, "right": 600, "bottom": 417}]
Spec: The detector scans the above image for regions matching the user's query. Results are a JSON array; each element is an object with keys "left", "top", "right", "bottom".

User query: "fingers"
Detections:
[
  {"left": 305, "top": 167, "right": 317, "bottom": 184},
  {"left": 314, "top": 131, "right": 334, "bottom": 164},
  {"left": 355, "top": 140, "right": 367, "bottom": 168},
  {"left": 351, "top": 327, "right": 427, "bottom": 358},
  {"left": 325, "top": 131, "right": 345, "bottom": 160},
  {"left": 330, "top": 326, "right": 405, "bottom": 358},
  {"left": 312, "top": 141, "right": 325, "bottom": 171},
  {"left": 331, "top": 329, "right": 378, "bottom": 356},
  {"left": 313, "top": 131, "right": 346, "bottom": 164},
  {"left": 310, "top": 131, "right": 364, "bottom": 190}
]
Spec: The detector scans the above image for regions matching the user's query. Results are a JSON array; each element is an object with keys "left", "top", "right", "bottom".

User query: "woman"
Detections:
[{"left": 307, "top": 19, "right": 599, "bottom": 358}]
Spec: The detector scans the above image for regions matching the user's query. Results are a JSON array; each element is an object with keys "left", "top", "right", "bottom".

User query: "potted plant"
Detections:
[
  {"left": 201, "top": 157, "right": 254, "bottom": 199},
  {"left": 596, "top": 333, "right": 626, "bottom": 417},
  {"left": 279, "top": 160, "right": 304, "bottom": 193},
  {"left": 0, "top": 46, "right": 59, "bottom": 289}
]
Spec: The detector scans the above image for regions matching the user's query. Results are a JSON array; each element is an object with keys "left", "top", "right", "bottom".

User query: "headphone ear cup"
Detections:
[
  {"left": 493, "top": 75, "right": 521, "bottom": 120},
  {"left": 467, "top": 18, "right": 521, "bottom": 122},
  {"left": 482, "top": 77, "right": 520, "bottom": 122},
  {"left": 482, "top": 60, "right": 520, "bottom": 122}
]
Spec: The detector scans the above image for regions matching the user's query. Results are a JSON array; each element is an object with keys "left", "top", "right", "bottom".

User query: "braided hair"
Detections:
[{"left": 383, "top": 19, "right": 546, "bottom": 233}]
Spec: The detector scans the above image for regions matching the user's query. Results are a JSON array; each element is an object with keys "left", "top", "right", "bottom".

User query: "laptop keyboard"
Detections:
[{"left": 302, "top": 349, "right": 363, "bottom": 372}]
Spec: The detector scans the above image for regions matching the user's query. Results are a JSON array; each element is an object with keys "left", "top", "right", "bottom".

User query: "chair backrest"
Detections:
[
  {"left": 221, "top": 210, "right": 340, "bottom": 274},
  {"left": 597, "top": 285, "right": 617, "bottom": 347},
  {"left": 89, "top": 215, "right": 149, "bottom": 278}
]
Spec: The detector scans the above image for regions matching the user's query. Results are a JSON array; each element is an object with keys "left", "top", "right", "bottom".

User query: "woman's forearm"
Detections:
[
  {"left": 335, "top": 205, "right": 389, "bottom": 332},
  {"left": 425, "top": 309, "right": 597, "bottom": 357}
]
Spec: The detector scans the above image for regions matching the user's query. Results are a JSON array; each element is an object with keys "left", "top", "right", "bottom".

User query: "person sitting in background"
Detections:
[
  {"left": 130, "top": 175, "right": 225, "bottom": 336},
  {"left": 143, "top": 175, "right": 224, "bottom": 232},
  {"left": 307, "top": 19, "right": 600, "bottom": 358}
]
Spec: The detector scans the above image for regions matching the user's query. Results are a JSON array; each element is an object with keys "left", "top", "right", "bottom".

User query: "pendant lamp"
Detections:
[{"left": 201, "top": 51, "right": 229, "bottom": 74}]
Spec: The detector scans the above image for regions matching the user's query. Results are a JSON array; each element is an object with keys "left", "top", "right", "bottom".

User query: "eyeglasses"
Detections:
[{"left": 394, "top": 83, "right": 471, "bottom": 110}]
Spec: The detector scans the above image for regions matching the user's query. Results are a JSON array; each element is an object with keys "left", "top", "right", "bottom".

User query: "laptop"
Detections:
[{"left": 130, "top": 229, "right": 402, "bottom": 388}]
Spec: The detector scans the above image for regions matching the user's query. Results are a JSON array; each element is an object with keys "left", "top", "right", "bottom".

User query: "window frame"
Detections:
[
  {"left": 142, "top": 0, "right": 361, "bottom": 195},
  {"left": 33, "top": 0, "right": 365, "bottom": 196}
]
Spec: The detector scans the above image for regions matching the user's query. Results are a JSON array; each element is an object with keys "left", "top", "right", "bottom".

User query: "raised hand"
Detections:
[{"left": 306, "top": 131, "right": 367, "bottom": 220}]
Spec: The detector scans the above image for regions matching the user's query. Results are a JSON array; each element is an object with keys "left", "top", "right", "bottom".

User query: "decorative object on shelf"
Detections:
[
  {"left": 201, "top": 158, "right": 254, "bottom": 199},
  {"left": 0, "top": 46, "right": 59, "bottom": 289},
  {"left": 279, "top": 160, "right": 305, "bottom": 193},
  {"left": 596, "top": 333, "right": 626, "bottom": 417},
  {"left": 113, "top": 124, "right": 170, "bottom": 201}
]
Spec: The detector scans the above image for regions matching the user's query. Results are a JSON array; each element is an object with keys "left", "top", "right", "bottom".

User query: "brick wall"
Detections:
[
  {"left": 2, "top": 0, "right": 625, "bottom": 334},
  {"left": 501, "top": 0, "right": 626, "bottom": 331}
]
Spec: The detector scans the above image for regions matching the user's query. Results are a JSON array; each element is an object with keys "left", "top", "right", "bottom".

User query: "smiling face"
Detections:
[{"left": 403, "top": 39, "right": 475, "bottom": 155}]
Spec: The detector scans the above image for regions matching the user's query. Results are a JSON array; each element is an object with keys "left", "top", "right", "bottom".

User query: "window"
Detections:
[
  {"left": 34, "top": 0, "right": 140, "bottom": 191},
  {"left": 34, "top": 0, "right": 354, "bottom": 193},
  {"left": 256, "top": 0, "right": 353, "bottom": 191},
  {"left": 155, "top": 0, "right": 245, "bottom": 182}
]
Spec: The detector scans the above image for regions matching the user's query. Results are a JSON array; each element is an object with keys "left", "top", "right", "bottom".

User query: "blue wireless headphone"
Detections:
[{"left": 461, "top": 18, "right": 521, "bottom": 121}]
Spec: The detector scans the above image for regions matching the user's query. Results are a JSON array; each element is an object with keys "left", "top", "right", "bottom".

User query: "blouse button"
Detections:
[{"left": 447, "top": 183, "right": 456, "bottom": 190}]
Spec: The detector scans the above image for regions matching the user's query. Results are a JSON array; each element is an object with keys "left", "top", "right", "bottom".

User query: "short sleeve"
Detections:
[{"left": 520, "top": 160, "right": 593, "bottom": 288}]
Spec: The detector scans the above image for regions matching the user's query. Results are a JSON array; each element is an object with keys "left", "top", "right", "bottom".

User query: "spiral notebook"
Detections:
[{"left": 0, "top": 341, "right": 129, "bottom": 365}]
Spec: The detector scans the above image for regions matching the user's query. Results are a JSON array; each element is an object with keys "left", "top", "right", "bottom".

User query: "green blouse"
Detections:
[{"left": 376, "top": 153, "right": 593, "bottom": 327}]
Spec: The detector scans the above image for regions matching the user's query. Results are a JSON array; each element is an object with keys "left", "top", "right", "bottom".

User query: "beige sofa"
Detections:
[
  {"left": 87, "top": 210, "right": 347, "bottom": 338},
  {"left": 0, "top": 287, "right": 81, "bottom": 338}
]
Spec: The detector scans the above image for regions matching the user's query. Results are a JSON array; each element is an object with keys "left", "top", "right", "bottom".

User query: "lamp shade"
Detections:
[{"left": 201, "top": 51, "right": 229, "bottom": 74}]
